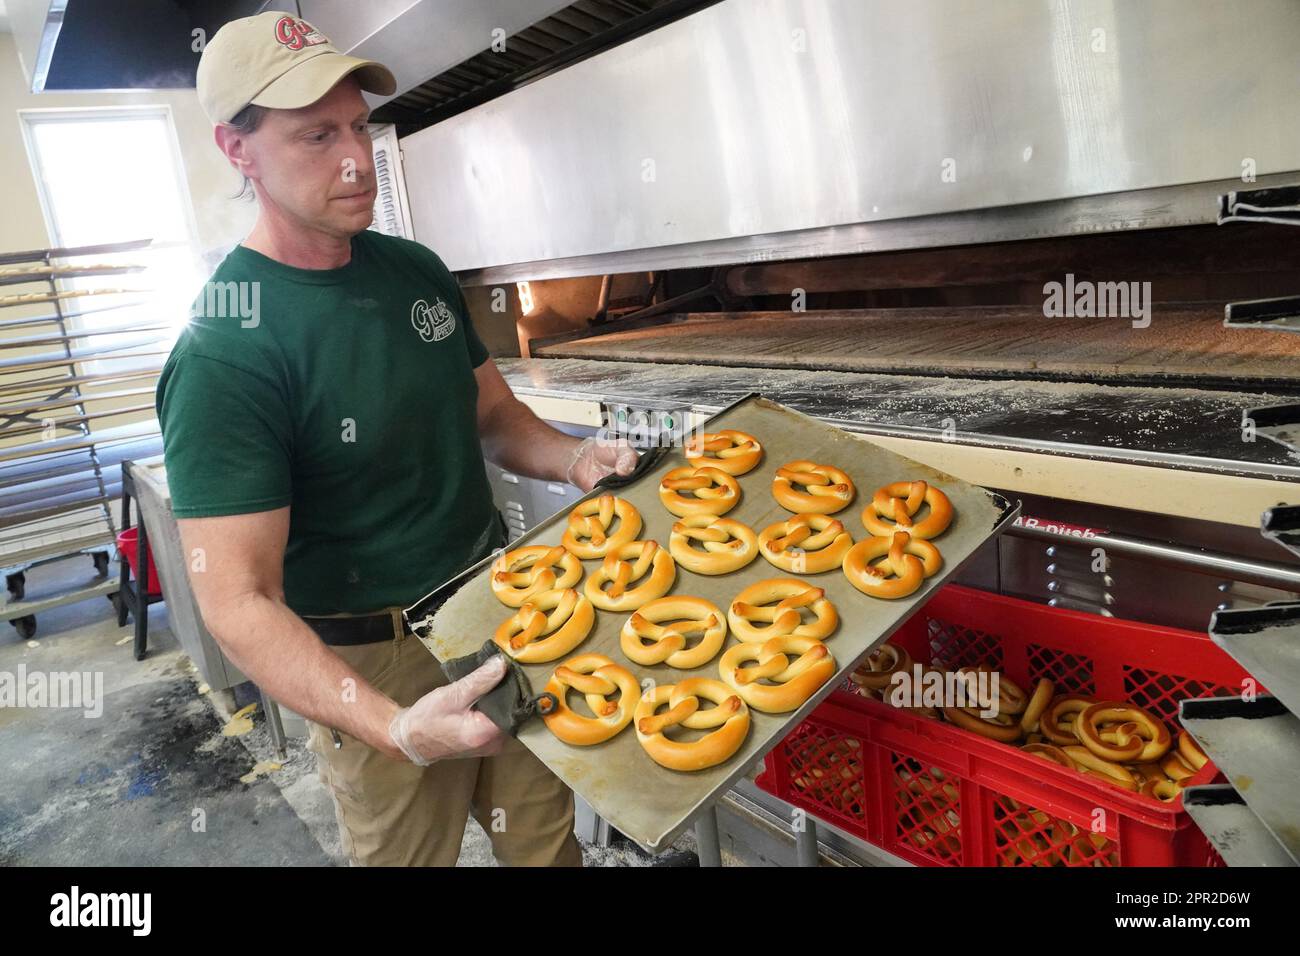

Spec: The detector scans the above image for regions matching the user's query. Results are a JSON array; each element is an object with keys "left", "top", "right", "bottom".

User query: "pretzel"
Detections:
[
  {"left": 668, "top": 514, "right": 758, "bottom": 575},
  {"left": 896, "top": 766, "right": 959, "bottom": 808},
  {"left": 684, "top": 429, "right": 763, "bottom": 476},
  {"left": 908, "top": 805, "right": 962, "bottom": 860},
  {"left": 1075, "top": 701, "right": 1172, "bottom": 764},
  {"left": 999, "top": 803, "right": 1056, "bottom": 866},
  {"left": 792, "top": 738, "right": 864, "bottom": 813},
  {"left": 635, "top": 678, "right": 750, "bottom": 771},
  {"left": 862, "top": 480, "right": 954, "bottom": 540},
  {"left": 1132, "top": 763, "right": 1168, "bottom": 785},
  {"left": 1022, "top": 743, "right": 1078, "bottom": 770},
  {"left": 728, "top": 578, "right": 839, "bottom": 643},
  {"left": 954, "top": 666, "right": 1029, "bottom": 716},
  {"left": 1061, "top": 745, "right": 1139, "bottom": 791},
  {"left": 872, "top": 664, "right": 943, "bottom": 717},
  {"left": 884, "top": 531, "right": 943, "bottom": 578},
  {"left": 1160, "top": 751, "right": 1197, "bottom": 782},
  {"left": 584, "top": 539, "right": 676, "bottom": 612},
  {"left": 719, "top": 635, "right": 835, "bottom": 713},
  {"left": 1039, "top": 694, "right": 1095, "bottom": 746},
  {"left": 896, "top": 769, "right": 962, "bottom": 858},
  {"left": 658, "top": 466, "right": 741, "bottom": 517},
  {"left": 756, "top": 513, "right": 853, "bottom": 573},
  {"left": 942, "top": 705, "right": 1023, "bottom": 743},
  {"left": 1141, "top": 778, "right": 1182, "bottom": 803},
  {"left": 621, "top": 596, "right": 728, "bottom": 668},
  {"left": 850, "top": 643, "right": 913, "bottom": 691},
  {"left": 543, "top": 653, "right": 642, "bottom": 745},
  {"left": 1019, "top": 678, "right": 1056, "bottom": 735},
  {"left": 561, "top": 494, "right": 643, "bottom": 559},
  {"left": 1057, "top": 824, "right": 1118, "bottom": 867},
  {"left": 772, "top": 460, "right": 856, "bottom": 514},
  {"left": 492, "top": 588, "right": 595, "bottom": 663},
  {"left": 490, "top": 545, "right": 583, "bottom": 607},
  {"left": 842, "top": 531, "right": 935, "bottom": 599},
  {"left": 1177, "top": 730, "right": 1209, "bottom": 771}
]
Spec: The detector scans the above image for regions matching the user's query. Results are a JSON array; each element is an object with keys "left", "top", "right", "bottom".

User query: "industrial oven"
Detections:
[{"left": 396, "top": 0, "right": 1300, "bottom": 865}]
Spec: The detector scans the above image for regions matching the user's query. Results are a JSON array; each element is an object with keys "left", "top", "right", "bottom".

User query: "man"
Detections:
[{"left": 157, "top": 11, "right": 637, "bottom": 866}]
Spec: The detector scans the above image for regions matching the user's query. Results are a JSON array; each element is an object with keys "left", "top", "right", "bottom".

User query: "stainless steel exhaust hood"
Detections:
[
  {"left": 9, "top": 0, "right": 573, "bottom": 94},
  {"left": 297, "top": 0, "right": 575, "bottom": 108},
  {"left": 396, "top": 0, "right": 1300, "bottom": 280}
]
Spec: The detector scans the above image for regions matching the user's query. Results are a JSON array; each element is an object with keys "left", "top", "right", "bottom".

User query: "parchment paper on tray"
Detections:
[{"left": 409, "top": 395, "right": 1019, "bottom": 852}]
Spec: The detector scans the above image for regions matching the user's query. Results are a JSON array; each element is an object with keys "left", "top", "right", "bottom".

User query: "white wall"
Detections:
[{"left": 0, "top": 29, "right": 255, "bottom": 263}]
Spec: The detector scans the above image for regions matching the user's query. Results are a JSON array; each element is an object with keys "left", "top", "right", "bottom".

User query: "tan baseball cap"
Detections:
[{"left": 196, "top": 10, "right": 396, "bottom": 125}]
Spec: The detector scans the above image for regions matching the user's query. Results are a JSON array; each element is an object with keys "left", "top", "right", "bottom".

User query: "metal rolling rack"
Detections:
[
  {"left": 1179, "top": 189, "right": 1300, "bottom": 866},
  {"left": 0, "top": 238, "right": 163, "bottom": 639}
]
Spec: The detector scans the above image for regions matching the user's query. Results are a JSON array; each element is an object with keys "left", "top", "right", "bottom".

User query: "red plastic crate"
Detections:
[{"left": 756, "top": 585, "right": 1250, "bottom": 867}]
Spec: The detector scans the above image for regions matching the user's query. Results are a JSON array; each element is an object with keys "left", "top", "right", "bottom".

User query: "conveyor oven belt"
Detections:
[{"left": 534, "top": 304, "right": 1300, "bottom": 392}]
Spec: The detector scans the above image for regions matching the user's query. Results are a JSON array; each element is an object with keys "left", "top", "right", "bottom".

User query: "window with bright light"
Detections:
[{"left": 20, "top": 106, "right": 206, "bottom": 370}]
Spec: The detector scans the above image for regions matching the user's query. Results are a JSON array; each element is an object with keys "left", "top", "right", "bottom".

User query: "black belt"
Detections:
[
  {"left": 303, "top": 611, "right": 410, "bottom": 647},
  {"left": 304, "top": 516, "right": 505, "bottom": 647}
]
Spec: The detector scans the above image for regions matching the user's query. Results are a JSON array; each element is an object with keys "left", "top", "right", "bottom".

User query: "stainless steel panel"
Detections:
[
  {"left": 455, "top": 174, "right": 1300, "bottom": 286},
  {"left": 531, "top": 478, "right": 581, "bottom": 525},
  {"left": 997, "top": 495, "right": 1300, "bottom": 631},
  {"left": 402, "top": 0, "right": 1300, "bottom": 273},
  {"left": 129, "top": 461, "right": 246, "bottom": 692},
  {"left": 485, "top": 463, "right": 534, "bottom": 542}
]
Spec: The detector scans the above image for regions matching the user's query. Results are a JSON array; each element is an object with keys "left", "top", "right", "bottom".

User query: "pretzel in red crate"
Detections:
[{"left": 758, "top": 585, "right": 1248, "bottom": 867}]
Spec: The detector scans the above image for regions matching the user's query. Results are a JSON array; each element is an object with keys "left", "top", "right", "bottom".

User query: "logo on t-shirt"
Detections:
[{"left": 410, "top": 298, "right": 455, "bottom": 343}]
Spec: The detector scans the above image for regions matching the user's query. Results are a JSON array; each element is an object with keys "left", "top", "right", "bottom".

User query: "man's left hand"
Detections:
[{"left": 565, "top": 436, "right": 639, "bottom": 492}]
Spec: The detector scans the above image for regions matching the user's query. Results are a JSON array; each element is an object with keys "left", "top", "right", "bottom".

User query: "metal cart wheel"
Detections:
[
  {"left": 5, "top": 572, "right": 25, "bottom": 602},
  {"left": 11, "top": 615, "right": 36, "bottom": 640},
  {"left": 92, "top": 551, "right": 110, "bottom": 576}
]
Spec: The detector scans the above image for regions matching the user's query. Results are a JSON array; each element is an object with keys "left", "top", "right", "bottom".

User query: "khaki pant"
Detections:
[{"left": 305, "top": 611, "right": 583, "bottom": 867}]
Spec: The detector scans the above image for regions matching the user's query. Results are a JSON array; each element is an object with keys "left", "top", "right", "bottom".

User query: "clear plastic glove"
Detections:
[
  {"left": 387, "top": 655, "right": 508, "bottom": 765},
  {"left": 565, "top": 436, "right": 639, "bottom": 492}
]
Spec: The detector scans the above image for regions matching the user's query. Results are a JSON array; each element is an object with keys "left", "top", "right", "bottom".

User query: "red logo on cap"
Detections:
[{"left": 274, "top": 16, "right": 328, "bottom": 51}]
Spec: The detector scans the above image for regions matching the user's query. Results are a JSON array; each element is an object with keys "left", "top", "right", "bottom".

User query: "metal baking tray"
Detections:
[
  {"left": 406, "top": 394, "right": 1019, "bottom": 851},
  {"left": 1182, "top": 784, "right": 1296, "bottom": 867},
  {"left": 1209, "top": 603, "right": 1300, "bottom": 717},
  {"left": 1180, "top": 696, "right": 1300, "bottom": 865}
]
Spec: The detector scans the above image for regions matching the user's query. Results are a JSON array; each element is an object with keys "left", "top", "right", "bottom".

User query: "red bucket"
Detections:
[{"left": 116, "top": 527, "right": 162, "bottom": 597}]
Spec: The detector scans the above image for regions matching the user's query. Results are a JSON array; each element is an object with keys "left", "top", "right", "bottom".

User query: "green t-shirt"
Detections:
[{"left": 156, "top": 230, "right": 502, "bottom": 616}]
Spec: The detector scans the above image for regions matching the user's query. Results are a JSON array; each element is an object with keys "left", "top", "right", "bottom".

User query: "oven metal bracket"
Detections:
[
  {"left": 1198, "top": 176, "right": 1300, "bottom": 859},
  {"left": 1224, "top": 295, "right": 1300, "bottom": 332},
  {"left": 1218, "top": 184, "right": 1300, "bottom": 226},
  {"left": 1262, "top": 505, "right": 1300, "bottom": 561},
  {"left": 1219, "top": 184, "right": 1300, "bottom": 334},
  {"left": 1244, "top": 403, "right": 1300, "bottom": 456}
]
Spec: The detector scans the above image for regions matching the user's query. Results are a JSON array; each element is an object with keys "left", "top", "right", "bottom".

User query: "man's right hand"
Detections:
[{"left": 387, "top": 655, "right": 509, "bottom": 764}]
